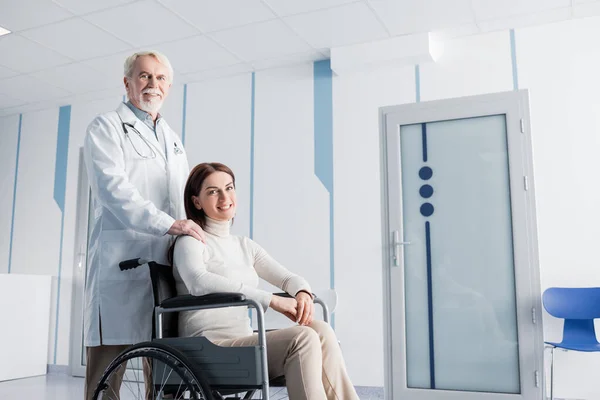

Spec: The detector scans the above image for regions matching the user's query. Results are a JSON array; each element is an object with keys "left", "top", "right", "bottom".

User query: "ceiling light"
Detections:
[{"left": 0, "top": 26, "right": 11, "bottom": 37}]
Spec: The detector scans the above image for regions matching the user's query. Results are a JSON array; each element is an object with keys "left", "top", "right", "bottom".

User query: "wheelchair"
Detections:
[{"left": 92, "top": 258, "right": 332, "bottom": 400}]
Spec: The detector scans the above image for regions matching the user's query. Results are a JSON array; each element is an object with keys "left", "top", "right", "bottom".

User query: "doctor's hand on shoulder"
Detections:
[{"left": 168, "top": 219, "right": 206, "bottom": 243}]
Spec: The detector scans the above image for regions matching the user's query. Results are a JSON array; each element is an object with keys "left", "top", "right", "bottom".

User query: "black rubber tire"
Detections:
[{"left": 92, "top": 341, "right": 213, "bottom": 400}]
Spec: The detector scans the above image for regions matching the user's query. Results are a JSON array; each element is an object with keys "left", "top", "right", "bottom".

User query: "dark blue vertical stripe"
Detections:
[
  {"left": 510, "top": 29, "right": 519, "bottom": 91},
  {"left": 425, "top": 221, "right": 435, "bottom": 388},
  {"left": 421, "top": 123, "right": 428, "bottom": 163},
  {"left": 181, "top": 84, "right": 188, "bottom": 145},
  {"left": 415, "top": 65, "right": 421, "bottom": 103},
  {"left": 8, "top": 114, "right": 23, "bottom": 274},
  {"left": 53, "top": 105, "right": 71, "bottom": 364},
  {"left": 314, "top": 59, "right": 335, "bottom": 327},
  {"left": 249, "top": 72, "right": 256, "bottom": 240}
]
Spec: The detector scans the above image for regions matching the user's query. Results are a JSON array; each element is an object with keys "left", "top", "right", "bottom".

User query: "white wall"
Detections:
[{"left": 2, "top": 15, "right": 600, "bottom": 398}]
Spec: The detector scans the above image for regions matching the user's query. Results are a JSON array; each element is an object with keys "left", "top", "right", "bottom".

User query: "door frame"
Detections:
[
  {"left": 69, "top": 147, "right": 91, "bottom": 377},
  {"left": 379, "top": 90, "right": 544, "bottom": 400}
]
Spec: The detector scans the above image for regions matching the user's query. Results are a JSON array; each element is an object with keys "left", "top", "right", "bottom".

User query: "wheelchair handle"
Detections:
[{"left": 119, "top": 258, "right": 150, "bottom": 271}]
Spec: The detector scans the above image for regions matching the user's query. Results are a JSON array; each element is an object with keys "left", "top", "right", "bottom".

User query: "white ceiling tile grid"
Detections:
[
  {"left": 471, "top": 0, "right": 571, "bottom": 21},
  {"left": 0, "top": 34, "right": 73, "bottom": 73},
  {"left": 0, "top": 0, "right": 73, "bottom": 32},
  {"left": 155, "top": 35, "right": 242, "bottom": 74},
  {"left": 262, "top": 0, "right": 361, "bottom": 17},
  {"left": 31, "top": 62, "right": 119, "bottom": 94},
  {"left": 2, "top": 0, "right": 600, "bottom": 115},
  {"left": 284, "top": 2, "right": 389, "bottom": 48},
  {"left": 367, "top": 0, "right": 476, "bottom": 36},
  {"left": 158, "top": 0, "right": 277, "bottom": 33},
  {"left": 83, "top": 0, "right": 199, "bottom": 47},
  {"left": 208, "top": 19, "right": 313, "bottom": 62},
  {"left": 0, "top": 74, "right": 72, "bottom": 103},
  {"left": 20, "top": 17, "right": 133, "bottom": 60},
  {"left": 52, "top": 0, "right": 139, "bottom": 16}
]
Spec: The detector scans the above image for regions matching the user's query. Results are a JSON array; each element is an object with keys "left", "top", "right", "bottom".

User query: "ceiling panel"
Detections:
[
  {"left": 433, "top": 23, "right": 480, "bottom": 39},
  {"left": 209, "top": 19, "right": 312, "bottom": 62},
  {"left": 0, "top": 64, "right": 19, "bottom": 80},
  {"left": 31, "top": 62, "right": 118, "bottom": 94},
  {"left": 53, "top": 0, "right": 138, "bottom": 15},
  {"left": 84, "top": 0, "right": 199, "bottom": 47},
  {"left": 368, "top": 0, "right": 475, "bottom": 36},
  {"left": 156, "top": 35, "right": 241, "bottom": 75},
  {"left": 0, "top": 0, "right": 72, "bottom": 32},
  {"left": 573, "top": 1, "right": 600, "bottom": 18},
  {"left": 80, "top": 49, "right": 145, "bottom": 85},
  {"left": 0, "top": 92, "right": 26, "bottom": 109},
  {"left": 252, "top": 50, "right": 327, "bottom": 70},
  {"left": 59, "top": 86, "right": 124, "bottom": 106},
  {"left": 158, "top": 0, "right": 276, "bottom": 33},
  {"left": 21, "top": 18, "right": 132, "bottom": 60},
  {"left": 263, "top": 0, "right": 360, "bottom": 17},
  {"left": 0, "top": 34, "right": 72, "bottom": 73},
  {"left": 179, "top": 63, "right": 253, "bottom": 83},
  {"left": 284, "top": 2, "right": 388, "bottom": 48},
  {"left": 0, "top": 74, "right": 71, "bottom": 102},
  {"left": 472, "top": 0, "right": 571, "bottom": 21},
  {"left": 478, "top": 6, "right": 572, "bottom": 33}
]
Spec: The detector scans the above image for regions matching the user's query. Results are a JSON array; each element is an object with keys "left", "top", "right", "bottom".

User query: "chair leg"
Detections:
[{"left": 549, "top": 346, "right": 555, "bottom": 400}]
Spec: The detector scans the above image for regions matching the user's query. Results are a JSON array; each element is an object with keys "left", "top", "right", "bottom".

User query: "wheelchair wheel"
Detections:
[{"left": 92, "top": 341, "right": 213, "bottom": 400}]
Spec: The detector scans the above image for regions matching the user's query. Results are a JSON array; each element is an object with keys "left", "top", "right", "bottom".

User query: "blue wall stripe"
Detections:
[
  {"left": 181, "top": 84, "right": 188, "bottom": 145},
  {"left": 314, "top": 60, "right": 334, "bottom": 193},
  {"left": 510, "top": 29, "right": 519, "bottom": 91},
  {"left": 53, "top": 105, "right": 71, "bottom": 364},
  {"left": 8, "top": 114, "right": 23, "bottom": 274},
  {"left": 53, "top": 106, "right": 71, "bottom": 211},
  {"left": 425, "top": 221, "right": 435, "bottom": 388},
  {"left": 421, "top": 123, "right": 428, "bottom": 162},
  {"left": 249, "top": 72, "right": 256, "bottom": 240},
  {"left": 415, "top": 64, "right": 421, "bottom": 102},
  {"left": 314, "top": 60, "right": 335, "bottom": 327}
]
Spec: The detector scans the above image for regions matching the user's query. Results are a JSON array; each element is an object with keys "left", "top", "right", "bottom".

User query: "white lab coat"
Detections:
[{"left": 83, "top": 103, "right": 189, "bottom": 346}]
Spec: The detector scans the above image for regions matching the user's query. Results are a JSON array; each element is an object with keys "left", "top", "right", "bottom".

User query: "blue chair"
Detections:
[{"left": 542, "top": 287, "right": 600, "bottom": 400}]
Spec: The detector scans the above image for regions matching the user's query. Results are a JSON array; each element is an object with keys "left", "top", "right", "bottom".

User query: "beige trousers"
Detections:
[{"left": 213, "top": 320, "right": 359, "bottom": 400}]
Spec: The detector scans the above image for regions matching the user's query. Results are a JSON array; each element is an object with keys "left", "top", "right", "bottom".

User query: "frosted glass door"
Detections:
[
  {"left": 401, "top": 116, "right": 519, "bottom": 393},
  {"left": 381, "top": 91, "right": 544, "bottom": 400}
]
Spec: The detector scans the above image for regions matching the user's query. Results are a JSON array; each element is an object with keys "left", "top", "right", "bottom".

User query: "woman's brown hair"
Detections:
[{"left": 167, "top": 162, "right": 235, "bottom": 264}]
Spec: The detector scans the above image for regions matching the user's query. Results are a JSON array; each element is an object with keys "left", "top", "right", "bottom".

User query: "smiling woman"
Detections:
[{"left": 169, "top": 162, "right": 360, "bottom": 400}]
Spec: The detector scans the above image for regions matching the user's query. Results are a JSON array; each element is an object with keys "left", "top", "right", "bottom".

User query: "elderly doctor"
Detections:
[{"left": 82, "top": 50, "right": 204, "bottom": 399}]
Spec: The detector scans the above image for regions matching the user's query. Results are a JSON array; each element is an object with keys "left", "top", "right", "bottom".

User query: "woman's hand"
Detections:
[
  {"left": 269, "top": 295, "right": 298, "bottom": 322},
  {"left": 295, "top": 291, "right": 314, "bottom": 326}
]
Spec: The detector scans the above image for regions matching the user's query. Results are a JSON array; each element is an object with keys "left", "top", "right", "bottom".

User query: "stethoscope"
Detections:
[{"left": 120, "top": 119, "right": 184, "bottom": 159}]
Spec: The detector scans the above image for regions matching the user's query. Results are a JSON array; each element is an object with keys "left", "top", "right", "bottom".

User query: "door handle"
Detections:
[{"left": 392, "top": 230, "right": 410, "bottom": 267}]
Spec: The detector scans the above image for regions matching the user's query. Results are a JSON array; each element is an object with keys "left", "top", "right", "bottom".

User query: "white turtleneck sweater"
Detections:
[{"left": 173, "top": 217, "right": 312, "bottom": 341}]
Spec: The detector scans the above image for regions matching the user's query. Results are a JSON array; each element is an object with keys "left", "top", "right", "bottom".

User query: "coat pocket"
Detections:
[{"left": 99, "top": 230, "right": 152, "bottom": 282}]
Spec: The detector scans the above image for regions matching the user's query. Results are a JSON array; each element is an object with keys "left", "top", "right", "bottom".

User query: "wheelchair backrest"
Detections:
[{"left": 148, "top": 262, "right": 179, "bottom": 338}]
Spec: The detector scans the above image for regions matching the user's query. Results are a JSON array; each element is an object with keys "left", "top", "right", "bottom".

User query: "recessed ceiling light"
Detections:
[{"left": 0, "top": 26, "right": 11, "bottom": 37}]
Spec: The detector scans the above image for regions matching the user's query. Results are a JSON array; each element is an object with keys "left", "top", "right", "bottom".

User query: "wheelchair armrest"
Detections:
[
  {"left": 273, "top": 292, "right": 293, "bottom": 298},
  {"left": 160, "top": 292, "right": 246, "bottom": 309}
]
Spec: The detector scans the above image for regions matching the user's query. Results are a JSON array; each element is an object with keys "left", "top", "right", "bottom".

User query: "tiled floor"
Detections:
[{"left": 0, "top": 372, "right": 384, "bottom": 399}]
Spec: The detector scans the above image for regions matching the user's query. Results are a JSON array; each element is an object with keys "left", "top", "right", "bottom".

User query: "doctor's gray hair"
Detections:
[{"left": 124, "top": 50, "right": 174, "bottom": 81}]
